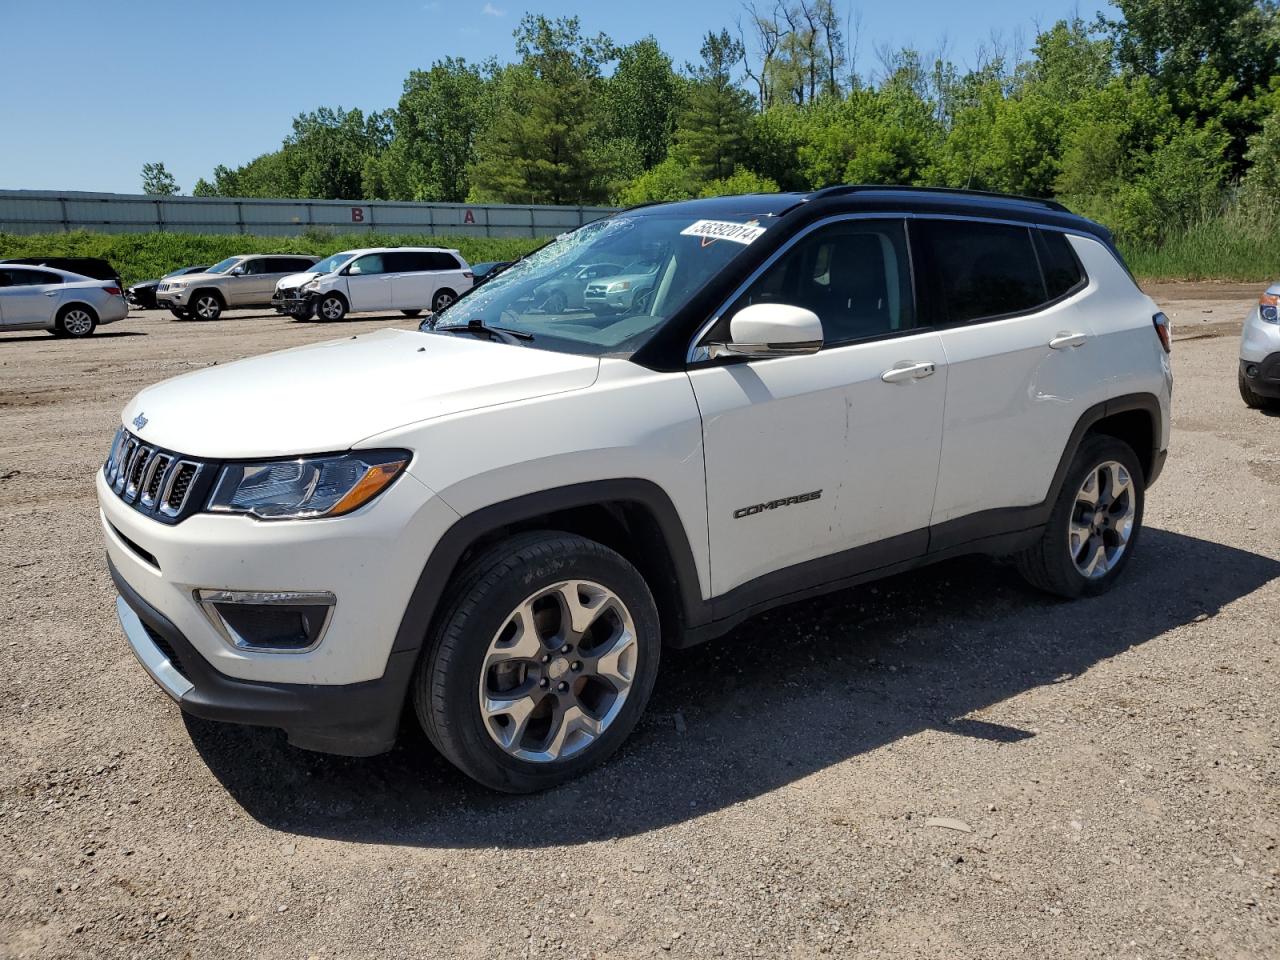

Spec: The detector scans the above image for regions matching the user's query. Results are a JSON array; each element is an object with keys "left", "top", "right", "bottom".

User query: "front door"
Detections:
[
  {"left": 0, "top": 267, "right": 63, "bottom": 327},
  {"left": 688, "top": 218, "right": 948, "bottom": 598},
  {"left": 344, "top": 253, "right": 393, "bottom": 312}
]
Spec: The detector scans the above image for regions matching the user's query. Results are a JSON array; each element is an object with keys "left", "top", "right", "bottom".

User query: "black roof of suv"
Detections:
[{"left": 1, "top": 256, "right": 121, "bottom": 283}]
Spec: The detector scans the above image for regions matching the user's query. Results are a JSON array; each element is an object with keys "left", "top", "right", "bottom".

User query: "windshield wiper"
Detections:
[{"left": 433, "top": 318, "right": 534, "bottom": 345}]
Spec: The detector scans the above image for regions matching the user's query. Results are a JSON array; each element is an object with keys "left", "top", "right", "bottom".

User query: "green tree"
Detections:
[
  {"left": 469, "top": 15, "right": 613, "bottom": 204},
  {"left": 605, "top": 37, "right": 683, "bottom": 169},
  {"left": 140, "top": 161, "right": 180, "bottom": 195},
  {"left": 673, "top": 30, "right": 756, "bottom": 181},
  {"left": 373, "top": 58, "right": 493, "bottom": 202}
]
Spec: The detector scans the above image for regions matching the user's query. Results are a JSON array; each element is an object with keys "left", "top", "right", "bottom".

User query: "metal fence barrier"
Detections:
[{"left": 0, "top": 189, "right": 618, "bottom": 237}]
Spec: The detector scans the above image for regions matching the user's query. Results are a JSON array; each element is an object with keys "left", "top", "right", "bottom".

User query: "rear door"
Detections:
[
  {"left": 345, "top": 253, "right": 393, "bottom": 312},
  {"left": 0, "top": 268, "right": 63, "bottom": 326},
  {"left": 388, "top": 252, "right": 430, "bottom": 309},
  {"left": 912, "top": 219, "right": 1099, "bottom": 536}
]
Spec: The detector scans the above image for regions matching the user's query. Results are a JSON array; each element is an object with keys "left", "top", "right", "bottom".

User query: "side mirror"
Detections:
[
  {"left": 707, "top": 303, "right": 823, "bottom": 359},
  {"left": 230, "top": 265, "right": 246, "bottom": 276}
]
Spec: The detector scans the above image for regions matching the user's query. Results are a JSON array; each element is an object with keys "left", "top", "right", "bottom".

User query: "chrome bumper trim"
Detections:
[{"left": 115, "top": 595, "right": 194, "bottom": 700}]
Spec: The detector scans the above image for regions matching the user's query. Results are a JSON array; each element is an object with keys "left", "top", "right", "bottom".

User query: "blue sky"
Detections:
[{"left": 0, "top": 0, "right": 1111, "bottom": 194}]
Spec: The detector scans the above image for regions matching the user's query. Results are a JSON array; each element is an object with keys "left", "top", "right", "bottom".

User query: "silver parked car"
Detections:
[
  {"left": 157, "top": 254, "right": 319, "bottom": 321},
  {"left": 0, "top": 264, "right": 128, "bottom": 338},
  {"left": 1240, "top": 283, "right": 1280, "bottom": 409},
  {"left": 581, "top": 259, "right": 661, "bottom": 313}
]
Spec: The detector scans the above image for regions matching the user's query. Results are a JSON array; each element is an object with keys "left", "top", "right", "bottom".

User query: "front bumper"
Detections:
[
  {"left": 1240, "top": 307, "right": 1280, "bottom": 363},
  {"left": 110, "top": 558, "right": 416, "bottom": 755},
  {"left": 1240, "top": 353, "right": 1280, "bottom": 398},
  {"left": 272, "top": 289, "right": 315, "bottom": 316}
]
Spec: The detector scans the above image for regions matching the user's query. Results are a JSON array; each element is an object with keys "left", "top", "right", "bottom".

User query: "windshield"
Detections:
[
  {"left": 312, "top": 252, "right": 354, "bottom": 275},
  {"left": 206, "top": 256, "right": 244, "bottom": 274},
  {"left": 431, "top": 213, "right": 774, "bottom": 357}
]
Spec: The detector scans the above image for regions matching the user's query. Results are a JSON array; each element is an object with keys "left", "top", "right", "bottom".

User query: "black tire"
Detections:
[
  {"left": 401, "top": 309, "right": 422, "bottom": 318},
  {"left": 432, "top": 288, "right": 457, "bottom": 313},
  {"left": 1239, "top": 370, "right": 1279, "bottom": 410},
  {"left": 189, "top": 290, "right": 223, "bottom": 321},
  {"left": 413, "top": 531, "right": 661, "bottom": 793},
  {"left": 316, "top": 293, "right": 347, "bottom": 322},
  {"left": 169, "top": 308, "right": 189, "bottom": 320},
  {"left": 55, "top": 304, "right": 97, "bottom": 338},
  {"left": 1015, "top": 434, "right": 1145, "bottom": 599}
]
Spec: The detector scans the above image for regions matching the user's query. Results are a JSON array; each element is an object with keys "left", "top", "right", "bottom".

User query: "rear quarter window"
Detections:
[{"left": 1036, "top": 230, "right": 1087, "bottom": 299}]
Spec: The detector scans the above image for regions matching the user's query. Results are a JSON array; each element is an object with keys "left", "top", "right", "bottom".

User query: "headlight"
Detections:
[
  {"left": 607, "top": 280, "right": 632, "bottom": 292},
  {"left": 207, "top": 450, "right": 410, "bottom": 520},
  {"left": 304, "top": 280, "right": 321, "bottom": 290},
  {"left": 1259, "top": 293, "right": 1278, "bottom": 323}
]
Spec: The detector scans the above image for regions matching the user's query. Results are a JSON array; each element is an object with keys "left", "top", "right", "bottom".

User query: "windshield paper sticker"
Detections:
[{"left": 681, "top": 219, "right": 766, "bottom": 246}]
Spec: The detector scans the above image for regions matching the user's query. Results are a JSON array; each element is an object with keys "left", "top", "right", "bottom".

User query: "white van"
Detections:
[{"left": 274, "top": 247, "right": 473, "bottom": 321}]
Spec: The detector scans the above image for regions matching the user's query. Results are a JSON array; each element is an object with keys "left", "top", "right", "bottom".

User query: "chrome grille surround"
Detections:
[{"left": 103, "top": 428, "right": 209, "bottom": 525}]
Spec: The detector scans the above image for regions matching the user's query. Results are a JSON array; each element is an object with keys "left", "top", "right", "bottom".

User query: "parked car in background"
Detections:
[
  {"left": 158, "top": 255, "right": 319, "bottom": 321},
  {"left": 470, "top": 260, "right": 513, "bottom": 288},
  {"left": 534, "top": 262, "right": 624, "bottom": 312},
  {"left": 1240, "top": 283, "right": 1280, "bottom": 408},
  {"left": 99, "top": 187, "right": 1171, "bottom": 792},
  {"left": 581, "top": 259, "right": 661, "bottom": 314},
  {"left": 127, "top": 265, "right": 209, "bottom": 310},
  {"left": 1, "top": 256, "right": 122, "bottom": 289},
  {"left": 0, "top": 264, "right": 127, "bottom": 337},
  {"left": 273, "top": 247, "right": 472, "bottom": 322}
]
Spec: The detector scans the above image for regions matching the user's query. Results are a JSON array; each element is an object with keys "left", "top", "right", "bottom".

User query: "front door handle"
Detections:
[
  {"left": 1049, "top": 332, "right": 1088, "bottom": 350},
  {"left": 44, "top": 291, "right": 59, "bottom": 297},
  {"left": 881, "top": 361, "right": 937, "bottom": 383}
]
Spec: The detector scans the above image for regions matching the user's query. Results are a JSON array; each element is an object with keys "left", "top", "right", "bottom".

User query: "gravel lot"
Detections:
[{"left": 1, "top": 285, "right": 1277, "bottom": 959}]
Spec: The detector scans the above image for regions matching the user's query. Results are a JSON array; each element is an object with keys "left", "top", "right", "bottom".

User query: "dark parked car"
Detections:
[
  {"left": 127, "top": 265, "right": 209, "bottom": 310},
  {"left": 470, "top": 260, "right": 513, "bottom": 287},
  {"left": 1, "top": 257, "right": 121, "bottom": 288}
]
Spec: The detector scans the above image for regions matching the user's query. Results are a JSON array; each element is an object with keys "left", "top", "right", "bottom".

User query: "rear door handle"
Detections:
[
  {"left": 1049, "top": 332, "right": 1088, "bottom": 350},
  {"left": 881, "top": 361, "right": 937, "bottom": 383}
]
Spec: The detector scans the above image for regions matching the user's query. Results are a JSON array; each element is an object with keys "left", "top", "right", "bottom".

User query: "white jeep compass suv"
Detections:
[{"left": 99, "top": 187, "right": 1173, "bottom": 793}]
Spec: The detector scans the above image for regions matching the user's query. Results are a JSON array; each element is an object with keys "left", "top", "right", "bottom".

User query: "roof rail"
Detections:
[{"left": 808, "top": 184, "right": 1071, "bottom": 214}]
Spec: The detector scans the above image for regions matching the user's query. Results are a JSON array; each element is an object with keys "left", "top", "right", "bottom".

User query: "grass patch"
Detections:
[
  {"left": 1119, "top": 211, "right": 1280, "bottom": 283},
  {"left": 0, "top": 230, "right": 543, "bottom": 286}
]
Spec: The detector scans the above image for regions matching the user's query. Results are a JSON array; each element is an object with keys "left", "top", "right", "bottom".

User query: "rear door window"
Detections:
[{"left": 912, "top": 220, "right": 1047, "bottom": 323}]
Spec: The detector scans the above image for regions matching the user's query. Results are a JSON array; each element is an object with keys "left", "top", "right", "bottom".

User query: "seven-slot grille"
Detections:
[{"left": 103, "top": 428, "right": 208, "bottom": 524}]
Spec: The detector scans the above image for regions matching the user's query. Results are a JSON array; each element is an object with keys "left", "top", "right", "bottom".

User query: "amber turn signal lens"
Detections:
[{"left": 328, "top": 460, "right": 409, "bottom": 516}]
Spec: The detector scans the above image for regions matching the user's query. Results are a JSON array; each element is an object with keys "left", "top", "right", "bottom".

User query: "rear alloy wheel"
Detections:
[
  {"left": 414, "top": 532, "right": 660, "bottom": 792},
  {"left": 317, "top": 294, "right": 347, "bottom": 321},
  {"left": 432, "top": 288, "right": 457, "bottom": 313},
  {"left": 56, "top": 305, "right": 97, "bottom": 338},
  {"left": 191, "top": 292, "right": 222, "bottom": 321},
  {"left": 1016, "top": 434, "right": 1144, "bottom": 598}
]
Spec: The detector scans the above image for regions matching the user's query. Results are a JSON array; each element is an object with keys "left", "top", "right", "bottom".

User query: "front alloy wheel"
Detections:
[
  {"left": 479, "top": 579, "right": 638, "bottom": 762},
  {"left": 317, "top": 294, "right": 346, "bottom": 321},
  {"left": 191, "top": 293, "right": 222, "bottom": 321},
  {"left": 414, "top": 531, "right": 660, "bottom": 792}
]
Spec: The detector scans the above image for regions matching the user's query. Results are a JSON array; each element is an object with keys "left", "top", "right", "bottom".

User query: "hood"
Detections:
[
  {"left": 122, "top": 328, "right": 601, "bottom": 459},
  {"left": 277, "top": 271, "right": 320, "bottom": 289},
  {"left": 164, "top": 270, "right": 221, "bottom": 285}
]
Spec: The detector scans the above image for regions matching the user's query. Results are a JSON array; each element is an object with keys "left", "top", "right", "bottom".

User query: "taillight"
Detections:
[
  {"left": 103, "top": 285, "right": 122, "bottom": 297},
  {"left": 1152, "top": 312, "right": 1172, "bottom": 353},
  {"left": 1260, "top": 292, "right": 1279, "bottom": 323}
]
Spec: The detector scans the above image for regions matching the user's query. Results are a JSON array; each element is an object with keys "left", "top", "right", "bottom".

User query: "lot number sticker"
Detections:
[{"left": 681, "top": 219, "right": 766, "bottom": 246}]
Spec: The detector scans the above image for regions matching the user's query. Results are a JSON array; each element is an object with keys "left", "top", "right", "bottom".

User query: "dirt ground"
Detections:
[{"left": 0, "top": 284, "right": 1276, "bottom": 959}]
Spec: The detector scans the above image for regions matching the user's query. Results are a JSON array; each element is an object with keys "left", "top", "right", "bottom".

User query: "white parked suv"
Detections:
[
  {"left": 273, "top": 247, "right": 473, "bottom": 321},
  {"left": 99, "top": 187, "right": 1172, "bottom": 792}
]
